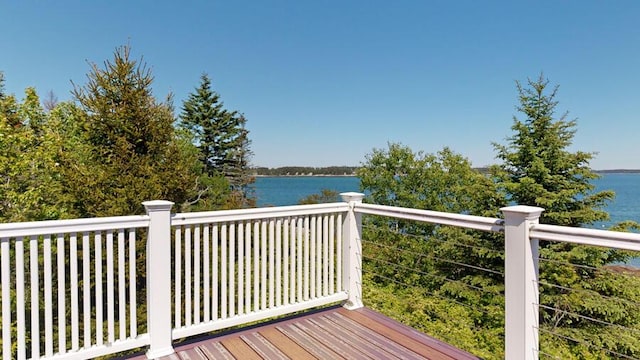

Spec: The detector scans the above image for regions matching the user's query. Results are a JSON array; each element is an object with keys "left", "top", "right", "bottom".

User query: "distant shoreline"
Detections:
[
  {"left": 254, "top": 169, "right": 640, "bottom": 177},
  {"left": 254, "top": 174, "right": 356, "bottom": 177}
]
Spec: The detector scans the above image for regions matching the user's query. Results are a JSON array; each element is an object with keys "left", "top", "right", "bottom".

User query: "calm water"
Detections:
[
  {"left": 255, "top": 176, "right": 360, "bottom": 207},
  {"left": 255, "top": 174, "right": 640, "bottom": 226}
]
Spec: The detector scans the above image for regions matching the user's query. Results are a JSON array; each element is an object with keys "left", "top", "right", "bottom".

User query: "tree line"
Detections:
[{"left": 253, "top": 166, "right": 357, "bottom": 176}]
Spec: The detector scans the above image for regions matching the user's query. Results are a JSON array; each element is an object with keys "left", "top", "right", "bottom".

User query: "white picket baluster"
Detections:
[
  {"left": 221, "top": 223, "right": 227, "bottom": 319},
  {"left": 228, "top": 223, "right": 235, "bottom": 317},
  {"left": 203, "top": 224, "right": 210, "bottom": 322},
  {"left": 95, "top": 232, "right": 103, "bottom": 345},
  {"left": 261, "top": 221, "right": 267, "bottom": 310},
  {"left": 269, "top": 219, "right": 275, "bottom": 308},
  {"left": 185, "top": 226, "right": 192, "bottom": 326},
  {"left": 310, "top": 215, "right": 316, "bottom": 299},
  {"left": 129, "top": 230, "right": 137, "bottom": 338},
  {"left": 283, "top": 218, "right": 289, "bottom": 306},
  {"left": 329, "top": 215, "right": 335, "bottom": 294},
  {"left": 245, "top": 222, "right": 252, "bottom": 313},
  {"left": 303, "top": 216, "right": 309, "bottom": 301},
  {"left": 107, "top": 231, "right": 115, "bottom": 344},
  {"left": 83, "top": 232, "right": 91, "bottom": 347},
  {"left": 16, "top": 237, "right": 25, "bottom": 359},
  {"left": 238, "top": 222, "right": 244, "bottom": 315},
  {"left": 212, "top": 224, "right": 218, "bottom": 320},
  {"left": 44, "top": 235, "right": 53, "bottom": 356},
  {"left": 194, "top": 225, "right": 201, "bottom": 324},
  {"left": 30, "top": 236, "right": 40, "bottom": 358},
  {"left": 276, "top": 219, "right": 282, "bottom": 307},
  {"left": 1, "top": 237, "right": 10, "bottom": 359},
  {"left": 174, "top": 227, "right": 182, "bottom": 328},
  {"left": 117, "top": 230, "right": 126, "bottom": 340},
  {"left": 253, "top": 221, "right": 259, "bottom": 312},
  {"left": 71, "top": 233, "right": 80, "bottom": 348}
]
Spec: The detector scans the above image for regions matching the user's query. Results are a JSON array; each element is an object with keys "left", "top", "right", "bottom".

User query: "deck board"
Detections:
[{"left": 126, "top": 306, "right": 480, "bottom": 360}]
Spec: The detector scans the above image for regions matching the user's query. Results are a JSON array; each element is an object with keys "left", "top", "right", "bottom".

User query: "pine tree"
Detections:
[
  {"left": 70, "top": 45, "right": 205, "bottom": 216},
  {"left": 491, "top": 75, "right": 640, "bottom": 358},
  {"left": 491, "top": 74, "right": 613, "bottom": 226},
  {"left": 180, "top": 74, "right": 255, "bottom": 207}
]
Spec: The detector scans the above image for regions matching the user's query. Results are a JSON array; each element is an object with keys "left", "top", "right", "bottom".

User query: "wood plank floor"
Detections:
[{"left": 127, "top": 306, "right": 479, "bottom": 360}]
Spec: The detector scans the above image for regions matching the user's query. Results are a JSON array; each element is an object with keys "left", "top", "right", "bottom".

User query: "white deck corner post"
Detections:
[
  {"left": 143, "top": 200, "right": 175, "bottom": 359},
  {"left": 501, "top": 205, "right": 544, "bottom": 360},
  {"left": 340, "top": 192, "right": 365, "bottom": 310}
]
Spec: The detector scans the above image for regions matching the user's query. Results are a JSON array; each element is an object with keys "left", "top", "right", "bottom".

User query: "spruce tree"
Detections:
[
  {"left": 71, "top": 45, "right": 205, "bottom": 216},
  {"left": 180, "top": 74, "right": 254, "bottom": 207},
  {"left": 492, "top": 75, "right": 640, "bottom": 358},
  {"left": 491, "top": 74, "right": 613, "bottom": 226}
]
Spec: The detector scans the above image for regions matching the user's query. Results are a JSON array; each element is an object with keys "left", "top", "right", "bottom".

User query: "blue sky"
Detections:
[{"left": 1, "top": 1, "right": 639, "bottom": 169}]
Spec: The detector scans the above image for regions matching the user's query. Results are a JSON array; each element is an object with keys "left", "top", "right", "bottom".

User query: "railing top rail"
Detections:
[
  {"left": 172, "top": 202, "right": 350, "bottom": 226},
  {"left": 0, "top": 214, "right": 150, "bottom": 239},
  {"left": 353, "top": 202, "right": 504, "bottom": 233},
  {"left": 531, "top": 224, "right": 640, "bottom": 252}
]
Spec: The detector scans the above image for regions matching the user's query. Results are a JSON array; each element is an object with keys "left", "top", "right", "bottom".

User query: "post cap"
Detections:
[
  {"left": 142, "top": 200, "right": 174, "bottom": 213},
  {"left": 340, "top": 192, "right": 365, "bottom": 202}
]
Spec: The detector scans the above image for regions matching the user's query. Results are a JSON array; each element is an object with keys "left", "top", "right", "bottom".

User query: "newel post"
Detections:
[
  {"left": 143, "top": 200, "right": 175, "bottom": 359},
  {"left": 340, "top": 192, "right": 365, "bottom": 310},
  {"left": 501, "top": 205, "right": 544, "bottom": 360}
]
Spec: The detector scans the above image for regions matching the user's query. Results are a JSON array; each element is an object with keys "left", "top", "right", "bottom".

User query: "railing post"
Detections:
[
  {"left": 340, "top": 192, "right": 364, "bottom": 310},
  {"left": 501, "top": 205, "right": 544, "bottom": 360},
  {"left": 143, "top": 200, "right": 175, "bottom": 359}
]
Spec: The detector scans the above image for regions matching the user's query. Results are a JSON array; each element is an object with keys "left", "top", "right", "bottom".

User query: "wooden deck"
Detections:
[{"left": 127, "top": 306, "right": 479, "bottom": 360}]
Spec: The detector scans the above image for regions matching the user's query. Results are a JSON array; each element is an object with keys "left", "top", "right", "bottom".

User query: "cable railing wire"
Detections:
[
  {"left": 362, "top": 270, "right": 499, "bottom": 319},
  {"left": 362, "top": 223, "right": 504, "bottom": 256},
  {"left": 363, "top": 254, "right": 503, "bottom": 295},
  {"left": 537, "top": 304, "right": 640, "bottom": 335},
  {"left": 538, "top": 256, "right": 640, "bottom": 274},
  {"left": 538, "top": 327, "right": 640, "bottom": 360},
  {"left": 363, "top": 238, "right": 504, "bottom": 276},
  {"left": 537, "top": 280, "right": 640, "bottom": 309},
  {"left": 537, "top": 350, "right": 562, "bottom": 360}
]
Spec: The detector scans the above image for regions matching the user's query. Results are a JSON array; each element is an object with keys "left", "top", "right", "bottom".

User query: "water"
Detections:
[
  {"left": 592, "top": 173, "right": 640, "bottom": 228},
  {"left": 254, "top": 176, "right": 360, "bottom": 206},
  {"left": 254, "top": 174, "right": 640, "bottom": 225}
]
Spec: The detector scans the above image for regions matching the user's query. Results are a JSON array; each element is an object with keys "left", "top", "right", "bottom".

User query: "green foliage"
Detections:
[
  {"left": 358, "top": 77, "right": 640, "bottom": 359},
  {"left": 180, "top": 74, "right": 255, "bottom": 208},
  {"left": 491, "top": 74, "right": 613, "bottom": 227},
  {"left": 358, "top": 144, "right": 503, "bottom": 216},
  {"left": 297, "top": 189, "right": 340, "bottom": 204},
  {"left": 357, "top": 143, "right": 507, "bottom": 357},
  {"left": 69, "top": 45, "right": 212, "bottom": 216},
  {"left": 490, "top": 75, "right": 640, "bottom": 357},
  {"left": 0, "top": 87, "right": 71, "bottom": 221}
]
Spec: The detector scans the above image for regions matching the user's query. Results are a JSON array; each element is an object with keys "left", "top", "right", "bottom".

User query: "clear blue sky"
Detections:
[{"left": 1, "top": 1, "right": 639, "bottom": 169}]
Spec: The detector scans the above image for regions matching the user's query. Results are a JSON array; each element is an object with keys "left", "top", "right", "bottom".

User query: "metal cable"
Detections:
[
  {"left": 362, "top": 271, "right": 499, "bottom": 318},
  {"left": 363, "top": 238, "right": 504, "bottom": 276},
  {"left": 538, "top": 327, "right": 640, "bottom": 360},
  {"left": 362, "top": 224, "right": 504, "bottom": 256},
  {"left": 363, "top": 254, "right": 503, "bottom": 295}
]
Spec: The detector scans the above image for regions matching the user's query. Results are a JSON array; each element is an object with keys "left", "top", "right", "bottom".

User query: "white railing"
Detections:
[
  {"left": 2, "top": 192, "right": 639, "bottom": 359},
  {"left": 0, "top": 214, "right": 150, "bottom": 360},
  {"left": 167, "top": 201, "right": 352, "bottom": 342}
]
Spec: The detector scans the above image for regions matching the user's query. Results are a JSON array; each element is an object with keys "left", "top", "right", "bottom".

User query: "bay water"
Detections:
[{"left": 255, "top": 173, "right": 640, "bottom": 226}]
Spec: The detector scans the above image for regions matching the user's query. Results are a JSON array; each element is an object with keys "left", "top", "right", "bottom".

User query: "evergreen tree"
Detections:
[
  {"left": 180, "top": 74, "right": 255, "bottom": 207},
  {"left": 491, "top": 74, "right": 613, "bottom": 226},
  {"left": 491, "top": 75, "right": 640, "bottom": 358},
  {"left": 71, "top": 45, "right": 209, "bottom": 216}
]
